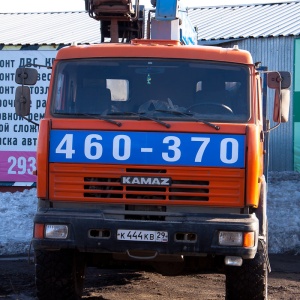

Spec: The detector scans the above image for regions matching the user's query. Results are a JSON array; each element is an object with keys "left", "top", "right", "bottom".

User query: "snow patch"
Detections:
[
  {"left": 0, "top": 189, "right": 37, "bottom": 256},
  {"left": 268, "top": 172, "right": 300, "bottom": 254}
]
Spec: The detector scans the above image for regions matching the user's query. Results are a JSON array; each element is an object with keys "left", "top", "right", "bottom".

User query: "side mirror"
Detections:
[
  {"left": 15, "top": 86, "right": 31, "bottom": 117},
  {"left": 273, "top": 89, "right": 290, "bottom": 123},
  {"left": 15, "top": 67, "right": 38, "bottom": 85},
  {"left": 267, "top": 71, "right": 291, "bottom": 124},
  {"left": 267, "top": 71, "right": 291, "bottom": 89}
]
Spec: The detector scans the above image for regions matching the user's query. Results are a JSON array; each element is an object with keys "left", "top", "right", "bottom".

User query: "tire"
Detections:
[
  {"left": 225, "top": 246, "right": 268, "bottom": 300},
  {"left": 35, "top": 249, "right": 86, "bottom": 300}
]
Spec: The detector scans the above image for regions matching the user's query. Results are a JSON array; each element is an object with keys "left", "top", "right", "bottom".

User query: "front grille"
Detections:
[
  {"left": 50, "top": 164, "right": 245, "bottom": 206},
  {"left": 84, "top": 176, "right": 209, "bottom": 201},
  {"left": 84, "top": 177, "right": 123, "bottom": 198}
]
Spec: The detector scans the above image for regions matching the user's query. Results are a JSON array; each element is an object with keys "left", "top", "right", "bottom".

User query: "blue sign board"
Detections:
[{"left": 49, "top": 130, "right": 245, "bottom": 168}]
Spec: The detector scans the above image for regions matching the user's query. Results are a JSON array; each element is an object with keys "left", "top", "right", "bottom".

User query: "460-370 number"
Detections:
[{"left": 51, "top": 131, "right": 243, "bottom": 167}]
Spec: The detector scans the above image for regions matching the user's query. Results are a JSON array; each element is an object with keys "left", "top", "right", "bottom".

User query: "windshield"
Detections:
[{"left": 52, "top": 58, "right": 250, "bottom": 123}]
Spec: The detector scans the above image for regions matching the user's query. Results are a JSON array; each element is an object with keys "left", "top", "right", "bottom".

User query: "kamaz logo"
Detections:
[{"left": 121, "top": 176, "right": 171, "bottom": 186}]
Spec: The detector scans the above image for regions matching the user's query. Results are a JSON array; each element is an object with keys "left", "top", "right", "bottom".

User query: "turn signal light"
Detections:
[
  {"left": 243, "top": 232, "right": 255, "bottom": 248},
  {"left": 34, "top": 223, "right": 45, "bottom": 239}
]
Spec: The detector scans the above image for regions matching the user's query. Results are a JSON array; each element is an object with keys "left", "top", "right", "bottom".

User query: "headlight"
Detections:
[
  {"left": 45, "top": 224, "right": 68, "bottom": 239},
  {"left": 219, "top": 231, "right": 243, "bottom": 246}
]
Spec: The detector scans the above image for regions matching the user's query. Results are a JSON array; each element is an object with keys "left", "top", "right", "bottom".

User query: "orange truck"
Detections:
[{"left": 14, "top": 1, "right": 291, "bottom": 299}]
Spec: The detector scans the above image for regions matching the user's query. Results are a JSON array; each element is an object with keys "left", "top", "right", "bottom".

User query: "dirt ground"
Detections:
[{"left": 0, "top": 254, "right": 299, "bottom": 300}]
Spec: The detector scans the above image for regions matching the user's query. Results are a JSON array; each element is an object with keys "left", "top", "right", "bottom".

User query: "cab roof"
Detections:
[{"left": 56, "top": 40, "right": 253, "bottom": 65}]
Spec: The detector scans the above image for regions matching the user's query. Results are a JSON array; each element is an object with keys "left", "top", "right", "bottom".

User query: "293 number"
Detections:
[{"left": 7, "top": 156, "right": 36, "bottom": 175}]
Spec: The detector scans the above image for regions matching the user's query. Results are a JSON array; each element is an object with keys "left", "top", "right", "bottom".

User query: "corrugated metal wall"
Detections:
[{"left": 220, "top": 37, "right": 294, "bottom": 171}]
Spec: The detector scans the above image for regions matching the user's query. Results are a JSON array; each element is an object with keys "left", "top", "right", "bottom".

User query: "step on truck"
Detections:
[{"left": 14, "top": 0, "right": 291, "bottom": 299}]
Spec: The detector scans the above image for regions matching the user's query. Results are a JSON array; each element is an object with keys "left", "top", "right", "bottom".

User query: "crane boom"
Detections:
[
  {"left": 85, "top": 0, "right": 196, "bottom": 44},
  {"left": 85, "top": 0, "right": 143, "bottom": 42}
]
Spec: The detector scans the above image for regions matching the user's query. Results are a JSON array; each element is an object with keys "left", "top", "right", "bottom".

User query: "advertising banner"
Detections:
[{"left": 0, "top": 50, "right": 57, "bottom": 185}]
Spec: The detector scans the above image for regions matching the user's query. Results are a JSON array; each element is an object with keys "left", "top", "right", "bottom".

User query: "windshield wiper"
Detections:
[
  {"left": 155, "top": 109, "right": 220, "bottom": 130},
  {"left": 108, "top": 111, "right": 170, "bottom": 128},
  {"left": 55, "top": 112, "right": 122, "bottom": 127},
  {"left": 82, "top": 113, "right": 122, "bottom": 127}
]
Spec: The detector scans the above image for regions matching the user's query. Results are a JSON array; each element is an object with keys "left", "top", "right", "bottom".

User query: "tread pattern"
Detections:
[
  {"left": 225, "top": 250, "right": 268, "bottom": 300},
  {"left": 35, "top": 250, "right": 85, "bottom": 300}
]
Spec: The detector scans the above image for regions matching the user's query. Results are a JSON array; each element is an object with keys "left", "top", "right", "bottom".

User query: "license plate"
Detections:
[{"left": 117, "top": 229, "right": 168, "bottom": 242}]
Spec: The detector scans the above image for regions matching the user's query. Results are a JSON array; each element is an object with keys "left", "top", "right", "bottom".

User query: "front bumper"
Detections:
[{"left": 33, "top": 209, "right": 259, "bottom": 259}]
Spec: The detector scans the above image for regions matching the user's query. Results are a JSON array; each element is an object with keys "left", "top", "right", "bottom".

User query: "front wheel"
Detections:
[
  {"left": 225, "top": 243, "right": 268, "bottom": 300},
  {"left": 35, "top": 249, "right": 86, "bottom": 300}
]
